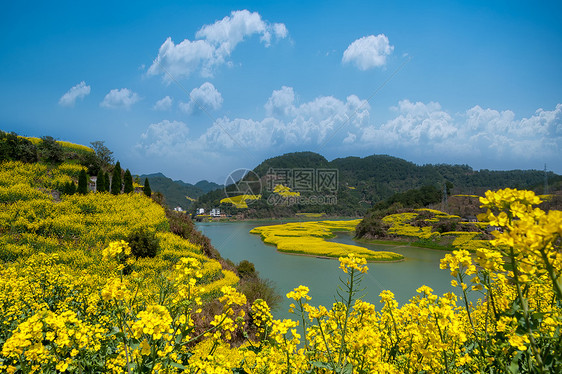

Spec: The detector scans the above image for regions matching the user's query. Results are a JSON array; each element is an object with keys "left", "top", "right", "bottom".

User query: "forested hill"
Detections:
[
  {"left": 139, "top": 173, "right": 222, "bottom": 210},
  {"left": 196, "top": 151, "right": 559, "bottom": 217}
]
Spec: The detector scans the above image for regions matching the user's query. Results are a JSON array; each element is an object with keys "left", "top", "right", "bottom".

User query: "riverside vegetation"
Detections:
[{"left": 0, "top": 138, "right": 561, "bottom": 372}]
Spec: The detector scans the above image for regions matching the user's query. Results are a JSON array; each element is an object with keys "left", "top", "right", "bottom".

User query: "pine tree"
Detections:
[
  {"left": 123, "top": 169, "right": 134, "bottom": 193},
  {"left": 143, "top": 178, "right": 152, "bottom": 197},
  {"left": 111, "top": 161, "right": 122, "bottom": 195},
  {"left": 104, "top": 171, "right": 110, "bottom": 192},
  {"left": 77, "top": 169, "right": 88, "bottom": 194},
  {"left": 97, "top": 170, "right": 105, "bottom": 192}
]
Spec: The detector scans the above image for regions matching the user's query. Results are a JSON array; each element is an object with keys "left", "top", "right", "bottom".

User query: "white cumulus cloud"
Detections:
[
  {"left": 148, "top": 10, "right": 288, "bottom": 81},
  {"left": 342, "top": 34, "right": 394, "bottom": 70},
  {"left": 265, "top": 86, "right": 295, "bottom": 117},
  {"left": 153, "top": 96, "right": 173, "bottom": 111},
  {"left": 138, "top": 120, "right": 191, "bottom": 156},
  {"left": 179, "top": 82, "right": 223, "bottom": 114},
  {"left": 100, "top": 88, "right": 140, "bottom": 109},
  {"left": 59, "top": 81, "right": 91, "bottom": 107}
]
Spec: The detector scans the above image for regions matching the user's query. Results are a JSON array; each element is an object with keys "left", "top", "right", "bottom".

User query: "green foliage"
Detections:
[
  {"left": 62, "top": 181, "right": 76, "bottom": 195},
  {"left": 111, "top": 161, "right": 122, "bottom": 195},
  {"left": 143, "top": 177, "right": 152, "bottom": 197},
  {"left": 79, "top": 150, "right": 101, "bottom": 176},
  {"left": 197, "top": 152, "right": 557, "bottom": 218},
  {"left": 372, "top": 185, "right": 442, "bottom": 211},
  {"left": 90, "top": 140, "right": 114, "bottom": 169},
  {"left": 236, "top": 260, "right": 257, "bottom": 279},
  {"left": 77, "top": 169, "right": 88, "bottom": 194},
  {"left": 126, "top": 228, "right": 160, "bottom": 258},
  {"left": 123, "top": 169, "right": 133, "bottom": 193},
  {"left": 355, "top": 216, "right": 390, "bottom": 239},
  {"left": 238, "top": 276, "right": 281, "bottom": 310},
  {"left": 235, "top": 259, "right": 281, "bottom": 309},
  {"left": 104, "top": 171, "right": 110, "bottom": 192},
  {"left": 0, "top": 131, "right": 38, "bottom": 163},
  {"left": 39, "top": 136, "right": 64, "bottom": 164},
  {"left": 139, "top": 173, "right": 219, "bottom": 210},
  {"left": 96, "top": 170, "right": 105, "bottom": 192},
  {"left": 167, "top": 209, "right": 220, "bottom": 259}
]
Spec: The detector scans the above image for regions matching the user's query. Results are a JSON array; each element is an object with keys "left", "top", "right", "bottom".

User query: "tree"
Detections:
[
  {"left": 123, "top": 169, "right": 134, "bottom": 193},
  {"left": 111, "top": 161, "right": 122, "bottom": 195},
  {"left": 104, "top": 171, "right": 110, "bottom": 192},
  {"left": 77, "top": 169, "right": 88, "bottom": 194},
  {"left": 38, "top": 136, "right": 64, "bottom": 164},
  {"left": 143, "top": 178, "right": 152, "bottom": 197},
  {"left": 97, "top": 170, "right": 105, "bottom": 192},
  {"left": 79, "top": 151, "right": 101, "bottom": 176},
  {"left": 0, "top": 131, "right": 38, "bottom": 163},
  {"left": 90, "top": 141, "right": 114, "bottom": 169},
  {"left": 66, "top": 181, "right": 76, "bottom": 195}
]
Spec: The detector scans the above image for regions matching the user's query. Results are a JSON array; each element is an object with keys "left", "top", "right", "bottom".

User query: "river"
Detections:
[{"left": 196, "top": 221, "right": 467, "bottom": 319}]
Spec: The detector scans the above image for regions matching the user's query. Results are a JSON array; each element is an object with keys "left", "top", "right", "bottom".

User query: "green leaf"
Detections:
[
  {"left": 311, "top": 361, "right": 333, "bottom": 369},
  {"left": 341, "top": 363, "right": 353, "bottom": 374},
  {"left": 170, "top": 361, "right": 188, "bottom": 370}
]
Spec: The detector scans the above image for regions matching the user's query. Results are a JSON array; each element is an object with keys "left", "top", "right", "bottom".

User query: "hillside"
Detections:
[
  {"left": 139, "top": 172, "right": 222, "bottom": 210},
  {"left": 196, "top": 151, "right": 559, "bottom": 218}
]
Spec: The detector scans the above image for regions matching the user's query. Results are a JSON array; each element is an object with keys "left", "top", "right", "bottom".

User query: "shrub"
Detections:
[
  {"left": 238, "top": 277, "right": 281, "bottom": 310},
  {"left": 110, "top": 161, "right": 122, "bottom": 195},
  {"left": 123, "top": 169, "right": 133, "bottom": 193},
  {"left": 143, "top": 177, "right": 152, "bottom": 197},
  {"left": 126, "top": 228, "right": 160, "bottom": 258},
  {"left": 236, "top": 260, "right": 257, "bottom": 279},
  {"left": 77, "top": 169, "right": 88, "bottom": 194}
]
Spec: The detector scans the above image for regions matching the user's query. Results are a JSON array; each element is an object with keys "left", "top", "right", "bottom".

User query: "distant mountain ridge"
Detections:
[
  {"left": 196, "top": 151, "right": 559, "bottom": 217},
  {"left": 138, "top": 173, "right": 222, "bottom": 209}
]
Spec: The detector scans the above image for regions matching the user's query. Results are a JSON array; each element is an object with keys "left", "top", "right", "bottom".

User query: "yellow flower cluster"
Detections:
[
  {"left": 273, "top": 184, "right": 300, "bottom": 197},
  {"left": 338, "top": 253, "right": 368, "bottom": 274},
  {"left": 251, "top": 220, "right": 403, "bottom": 261},
  {"left": 220, "top": 194, "right": 261, "bottom": 208},
  {"left": 102, "top": 240, "right": 131, "bottom": 260}
]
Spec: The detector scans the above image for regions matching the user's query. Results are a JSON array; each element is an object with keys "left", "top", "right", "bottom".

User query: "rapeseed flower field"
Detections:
[
  {"left": 1, "top": 160, "right": 560, "bottom": 372},
  {"left": 251, "top": 220, "right": 404, "bottom": 261},
  {"left": 220, "top": 194, "right": 261, "bottom": 209}
]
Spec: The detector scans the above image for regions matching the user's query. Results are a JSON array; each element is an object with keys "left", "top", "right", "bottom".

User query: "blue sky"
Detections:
[{"left": 1, "top": 0, "right": 561, "bottom": 183}]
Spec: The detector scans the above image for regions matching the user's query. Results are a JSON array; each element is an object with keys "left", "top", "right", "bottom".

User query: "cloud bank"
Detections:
[{"left": 137, "top": 86, "right": 561, "bottom": 175}]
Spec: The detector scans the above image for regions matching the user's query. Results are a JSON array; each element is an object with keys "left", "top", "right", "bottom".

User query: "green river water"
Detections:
[{"left": 196, "top": 221, "right": 469, "bottom": 319}]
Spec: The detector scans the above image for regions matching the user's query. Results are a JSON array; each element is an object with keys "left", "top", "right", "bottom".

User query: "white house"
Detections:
[
  {"left": 196, "top": 208, "right": 205, "bottom": 215},
  {"left": 174, "top": 206, "right": 184, "bottom": 212},
  {"left": 210, "top": 208, "right": 221, "bottom": 217}
]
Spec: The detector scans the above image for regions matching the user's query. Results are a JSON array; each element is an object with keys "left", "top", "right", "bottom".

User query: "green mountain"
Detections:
[
  {"left": 196, "top": 151, "right": 559, "bottom": 218},
  {"left": 138, "top": 173, "right": 221, "bottom": 210}
]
